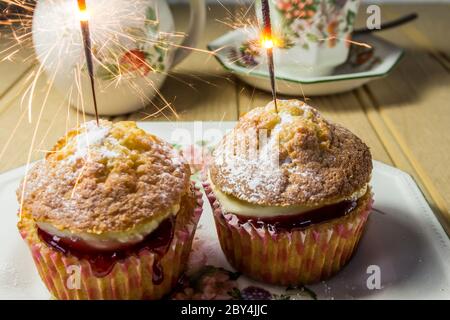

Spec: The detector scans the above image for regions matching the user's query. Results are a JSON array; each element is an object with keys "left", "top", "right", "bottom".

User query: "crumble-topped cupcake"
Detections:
[
  {"left": 204, "top": 100, "right": 373, "bottom": 285},
  {"left": 17, "top": 120, "right": 202, "bottom": 299}
]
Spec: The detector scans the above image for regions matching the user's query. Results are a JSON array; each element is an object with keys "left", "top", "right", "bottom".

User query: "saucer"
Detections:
[{"left": 207, "top": 29, "right": 404, "bottom": 96}]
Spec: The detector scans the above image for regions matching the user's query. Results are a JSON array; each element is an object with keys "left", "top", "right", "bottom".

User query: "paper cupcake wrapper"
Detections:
[
  {"left": 203, "top": 182, "right": 373, "bottom": 286},
  {"left": 19, "top": 184, "right": 203, "bottom": 300}
]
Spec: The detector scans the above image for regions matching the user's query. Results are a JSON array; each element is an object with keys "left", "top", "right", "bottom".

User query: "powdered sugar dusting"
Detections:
[
  {"left": 66, "top": 121, "right": 119, "bottom": 162},
  {"left": 217, "top": 151, "right": 285, "bottom": 203},
  {"left": 213, "top": 103, "right": 321, "bottom": 202},
  {"left": 271, "top": 109, "right": 296, "bottom": 136}
]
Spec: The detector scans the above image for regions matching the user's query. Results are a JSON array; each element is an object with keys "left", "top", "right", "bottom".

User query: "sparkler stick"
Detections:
[
  {"left": 260, "top": 0, "right": 278, "bottom": 113},
  {"left": 77, "top": 0, "right": 99, "bottom": 125}
]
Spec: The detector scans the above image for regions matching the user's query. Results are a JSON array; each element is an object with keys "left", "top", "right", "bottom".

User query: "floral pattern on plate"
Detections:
[
  {"left": 229, "top": 37, "right": 380, "bottom": 72},
  {"left": 170, "top": 265, "right": 318, "bottom": 300}
]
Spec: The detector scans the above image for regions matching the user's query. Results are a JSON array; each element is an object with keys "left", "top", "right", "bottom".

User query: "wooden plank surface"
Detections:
[
  {"left": 358, "top": 5, "right": 450, "bottom": 232},
  {"left": 387, "top": 4, "right": 450, "bottom": 56},
  {"left": 381, "top": 4, "right": 450, "bottom": 71},
  {"left": 0, "top": 30, "right": 35, "bottom": 98},
  {"left": 0, "top": 68, "right": 96, "bottom": 172}
]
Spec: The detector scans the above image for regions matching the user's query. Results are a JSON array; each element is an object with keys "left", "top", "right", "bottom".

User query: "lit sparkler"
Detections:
[
  {"left": 77, "top": 0, "right": 99, "bottom": 125},
  {"left": 260, "top": 0, "right": 278, "bottom": 112}
]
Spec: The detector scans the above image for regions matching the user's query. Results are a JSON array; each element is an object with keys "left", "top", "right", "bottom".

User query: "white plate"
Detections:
[
  {"left": 207, "top": 29, "right": 404, "bottom": 96},
  {"left": 1, "top": 122, "right": 449, "bottom": 300}
]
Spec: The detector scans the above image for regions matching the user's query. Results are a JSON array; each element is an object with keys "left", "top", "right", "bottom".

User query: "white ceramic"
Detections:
[
  {"left": 32, "top": 0, "right": 206, "bottom": 116},
  {"left": 0, "top": 121, "right": 449, "bottom": 300},
  {"left": 255, "top": 0, "right": 361, "bottom": 76},
  {"left": 208, "top": 29, "right": 404, "bottom": 96}
]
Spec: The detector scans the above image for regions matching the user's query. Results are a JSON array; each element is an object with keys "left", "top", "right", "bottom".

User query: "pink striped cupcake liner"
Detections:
[
  {"left": 18, "top": 184, "right": 203, "bottom": 300},
  {"left": 203, "top": 182, "right": 373, "bottom": 286}
]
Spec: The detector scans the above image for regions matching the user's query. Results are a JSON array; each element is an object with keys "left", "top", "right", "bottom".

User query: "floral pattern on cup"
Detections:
[
  {"left": 273, "top": 0, "right": 358, "bottom": 49},
  {"left": 93, "top": 7, "right": 168, "bottom": 81}
]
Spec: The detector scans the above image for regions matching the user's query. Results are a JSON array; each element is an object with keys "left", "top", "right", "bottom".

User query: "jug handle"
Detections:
[{"left": 171, "top": 0, "right": 206, "bottom": 67}]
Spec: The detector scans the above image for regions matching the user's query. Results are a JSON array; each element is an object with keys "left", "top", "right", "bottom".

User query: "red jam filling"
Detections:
[
  {"left": 232, "top": 199, "right": 359, "bottom": 232},
  {"left": 37, "top": 217, "right": 174, "bottom": 282}
]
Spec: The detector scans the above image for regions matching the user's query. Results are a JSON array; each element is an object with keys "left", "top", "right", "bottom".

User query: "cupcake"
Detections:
[
  {"left": 204, "top": 100, "right": 373, "bottom": 285},
  {"left": 17, "top": 120, "right": 202, "bottom": 299}
]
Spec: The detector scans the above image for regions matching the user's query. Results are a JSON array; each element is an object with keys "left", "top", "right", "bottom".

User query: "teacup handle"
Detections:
[{"left": 171, "top": 0, "right": 206, "bottom": 67}]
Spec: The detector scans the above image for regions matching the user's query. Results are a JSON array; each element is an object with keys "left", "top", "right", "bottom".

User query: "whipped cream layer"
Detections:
[
  {"left": 209, "top": 172, "right": 367, "bottom": 218},
  {"left": 37, "top": 203, "right": 180, "bottom": 251}
]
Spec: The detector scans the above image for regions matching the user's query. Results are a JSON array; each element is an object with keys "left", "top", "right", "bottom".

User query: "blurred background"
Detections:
[
  {"left": 1, "top": 1, "right": 448, "bottom": 22},
  {"left": 1, "top": 0, "right": 448, "bottom": 22}
]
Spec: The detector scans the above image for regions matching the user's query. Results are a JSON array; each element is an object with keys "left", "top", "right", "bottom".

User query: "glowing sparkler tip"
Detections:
[
  {"left": 262, "top": 38, "right": 274, "bottom": 49},
  {"left": 260, "top": 33, "right": 279, "bottom": 50},
  {"left": 78, "top": 9, "right": 90, "bottom": 22}
]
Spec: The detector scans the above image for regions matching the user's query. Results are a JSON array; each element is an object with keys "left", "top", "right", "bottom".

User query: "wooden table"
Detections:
[{"left": 0, "top": 3, "right": 449, "bottom": 234}]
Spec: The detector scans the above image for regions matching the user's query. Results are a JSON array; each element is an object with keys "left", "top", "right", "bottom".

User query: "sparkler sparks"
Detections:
[{"left": 0, "top": 0, "right": 215, "bottom": 124}]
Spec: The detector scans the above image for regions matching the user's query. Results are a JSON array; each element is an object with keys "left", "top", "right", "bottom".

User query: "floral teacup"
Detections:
[{"left": 256, "top": 0, "right": 360, "bottom": 76}]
